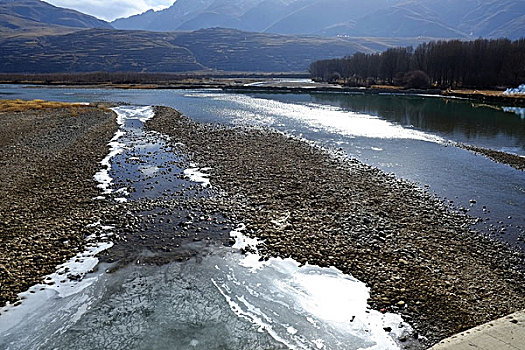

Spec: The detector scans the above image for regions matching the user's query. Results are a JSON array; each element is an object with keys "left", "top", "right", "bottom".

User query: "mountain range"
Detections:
[
  {"left": 2, "top": 27, "right": 427, "bottom": 73},
  {"left": 0, "top": 0, "right": 523, "bottom": 74},
  {"left": 113, "top": 0, "right": 525, "bottom": 39}
]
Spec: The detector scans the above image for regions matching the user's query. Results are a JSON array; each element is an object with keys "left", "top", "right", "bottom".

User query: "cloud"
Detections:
[{"left": 43, "top": 0, "right": 174, "bottom": 22}]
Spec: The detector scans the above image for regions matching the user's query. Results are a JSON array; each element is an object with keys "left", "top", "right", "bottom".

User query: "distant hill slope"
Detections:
[
  {"left": 112, "top": 0, "right": 401, "bottom": 33},
  {"left": 0, "top": 27, "right": 425, "bottom": 73},
  {"left": 112, "top": 0, "right": 525, "bottom": 39},
  {"left": 323, "top": 3, "right": 466, "bottom": 38},
  {"left": 0, "top": 0, "right": 112, "bottom": 31},
  {"left": 0, "top": 29, "right": 203, "bottom": 73},
  {"left": 170, "top": 28, "right": 378, "bottom": 72}
]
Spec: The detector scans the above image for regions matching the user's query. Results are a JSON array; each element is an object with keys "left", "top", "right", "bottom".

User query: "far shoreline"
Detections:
[{"left": 2, "top": 78, "right": 525, "bottom": 106}]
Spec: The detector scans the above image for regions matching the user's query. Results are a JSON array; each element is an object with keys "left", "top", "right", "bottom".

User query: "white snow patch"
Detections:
[
  {"left": 93, "top": 127, "right": 125, "bottom": 195},
  {"left": 287, "top": 326, "right": 298, "bottom": 335},
  {"left": 184, "top": 166, "right": 211, "bottom": 187},
  {"left": 503, "top": 84, "right": 525, "bottom": 95},
  {"left": 113, "top": 105, "right": 155, "bottom": 124}
]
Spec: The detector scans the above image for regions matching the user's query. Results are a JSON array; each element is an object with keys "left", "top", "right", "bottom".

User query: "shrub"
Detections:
[{"left": 404, "top": 70, "right": 430, "bottom": 89}]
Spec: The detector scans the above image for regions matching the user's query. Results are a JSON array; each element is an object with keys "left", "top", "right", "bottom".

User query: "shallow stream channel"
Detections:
[{"left": 0, "top": 106, "right": 413, "bottom": 350}]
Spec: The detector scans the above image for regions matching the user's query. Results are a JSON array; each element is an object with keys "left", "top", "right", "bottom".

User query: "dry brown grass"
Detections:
[
  {"left": 449, "top": 89, "right": 505, "bottom": 96},
  {"left": 0, "top": 99, "right": 108, "bottom": 113},
  {"left": 370, "top": 84, "right": 404, "bottom": 90}
]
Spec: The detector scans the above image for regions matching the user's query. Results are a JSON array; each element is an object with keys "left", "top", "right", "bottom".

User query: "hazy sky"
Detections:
[{"left": 43, "top": 0, "right": 175, "bottom": 22}]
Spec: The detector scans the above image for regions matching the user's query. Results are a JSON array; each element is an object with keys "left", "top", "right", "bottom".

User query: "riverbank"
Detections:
[
  {"left": 0, "top": 100, "right": 118, "bottom": 306},
  {"left": 147, "top": 106, "right": 525, "bottom": 347},
  {"left": 3, "top": 79, "right": 525, "bottom": 106},
  {"left": 224, "top": 85, "right": 525, "bottom": 107},
  {"left": 443, "top": 89, "right": 525, "bottom": 107}
]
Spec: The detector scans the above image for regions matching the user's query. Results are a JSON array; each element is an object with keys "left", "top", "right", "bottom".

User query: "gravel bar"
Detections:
[
  {"left": 460, "top": 144, "right": 525, "bottom": 171},
  {"left": 2, "top": 102, "right": 524, "bottom": 349},
  {"left": 0, "top": 103, "right": 118, "bottom": 306},
  {"left": 146, "top": 106, "right": 525, "bottom": 347}
]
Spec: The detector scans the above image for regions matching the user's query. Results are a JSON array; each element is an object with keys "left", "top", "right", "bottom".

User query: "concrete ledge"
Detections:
[{"left": 429, "top": 310, "right": 525, "bottom": 350}]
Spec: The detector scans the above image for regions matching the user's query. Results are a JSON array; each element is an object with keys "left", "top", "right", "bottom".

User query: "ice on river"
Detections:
[
  {"left": 0, "top": 226, "right": 410, "bottom": 350},
  {"left": 219, "top": 226, "right": 412, "bottom": 350},
  {"left": 93, "top": 106, "right": 155, "bottom": 196}
]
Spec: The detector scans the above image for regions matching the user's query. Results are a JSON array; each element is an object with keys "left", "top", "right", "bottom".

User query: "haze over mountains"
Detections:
[
  {"left": 0, "top": 0, "right": 427, "bottom": 73},
  {"left": 113, "top": 0, "right": 525, "bottom": 39}
]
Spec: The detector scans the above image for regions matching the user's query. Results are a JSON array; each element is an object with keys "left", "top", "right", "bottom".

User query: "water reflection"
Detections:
[
  {"left": 307, "top": 93, "right": 525, "bottom": 154},
  {"left": 1, "top": 85, "right": 523, "bottom": 154}
]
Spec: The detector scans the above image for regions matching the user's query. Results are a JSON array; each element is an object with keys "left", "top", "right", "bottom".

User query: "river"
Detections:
[
  {"left": 0, "top": 85, "right": 523, "bottom": 349},
  {"left": 1, "top": 85, "right": 523, "bottom": 247}
]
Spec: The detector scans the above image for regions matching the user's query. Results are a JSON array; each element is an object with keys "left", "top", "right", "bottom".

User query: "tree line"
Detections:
[{"left": 309, "top": 38, "right": 525, "bottom": 89}]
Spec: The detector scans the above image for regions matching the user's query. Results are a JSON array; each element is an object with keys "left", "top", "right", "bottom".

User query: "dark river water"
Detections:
[{"left": 0, "top": 85, "right": 524, "bottom": 350}]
